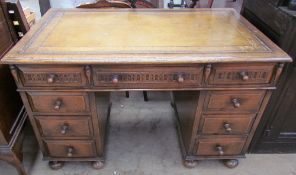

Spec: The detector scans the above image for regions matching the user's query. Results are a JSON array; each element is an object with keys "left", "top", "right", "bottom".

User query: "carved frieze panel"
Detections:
[
  {"left": 208, "top": 64, "right": 276, "bottom": 85},
  {"left": 18, "top": 66, "right": 88, "bottom": 87},
  {"left": 93, "top": 66, "right": 203, "bottom": 89}
]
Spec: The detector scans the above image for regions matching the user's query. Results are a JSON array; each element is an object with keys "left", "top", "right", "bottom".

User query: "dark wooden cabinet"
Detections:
[
  {"left": 0, "top": 1, "right": 29, "bottom": 174},
  {"left": 0, "top": 0, "right": 18, "bottom": 144},
  {"left": 242, "top": 0, "right": 296, "bottom": 153},
  {"left": 0, "top": 1, "right": 15, "bottom": 58}
]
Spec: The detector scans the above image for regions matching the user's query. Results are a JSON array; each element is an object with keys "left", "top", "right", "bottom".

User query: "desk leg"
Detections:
[
  {"left": 183, "top": 160, "right": 198, "bottom": 168},
  {"left": 49, "top": 161, "right": 64, "bottom": 170},
  {"left": 92, "top": 160, "right": 104, "bottom": 169},
  {"left": 223, "top": 159, "right": 239, "bottom": 168}
]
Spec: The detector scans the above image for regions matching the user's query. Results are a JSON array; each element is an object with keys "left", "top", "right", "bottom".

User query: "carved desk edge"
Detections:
[{"left": 0, "top": 8, "right": 292, "bottom": 65}]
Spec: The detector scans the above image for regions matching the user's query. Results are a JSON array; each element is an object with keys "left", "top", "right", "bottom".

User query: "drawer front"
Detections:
[
  {"left": 36, "top": 116, "right": 92, "bottom": 138},
  {"left": 204, "top": 90, "right": 265, "bottom": 113},
  {"left": 196, "top": 138, "right": 246, "bottom": 156},
  {"left": 27, "top": 92, "right": 90, "bottom": 113},
  {"left": 93, "top": 66, "right": 203, "bottom": 89},
  {"left": 208, "top": 63, "right": 275, "bottom": 86},
  {"left": 201, "top": 114, "right": 255, "bottom": 135},
  {"left": 18, "top": 66, "right": 88, "bottom": 87},
  {"left": 45, "top": 140, "right": 96, "bottom": 158}
]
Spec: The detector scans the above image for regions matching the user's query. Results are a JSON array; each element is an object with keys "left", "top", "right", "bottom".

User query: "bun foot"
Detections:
[
  {"left": 223, "top": 159, "right": 239, "bottom": 168},
  {"left": 183, "top": 160, "right": 198, "bottom": 168},
  {"left": 92, "top": 161, "right": 104, "bottom": 170},
  {"left": 49, "top": 161, "right": 64, "bottom": 170}
]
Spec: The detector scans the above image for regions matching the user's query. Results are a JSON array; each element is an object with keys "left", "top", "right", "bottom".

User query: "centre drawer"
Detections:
[
  {"left": 200, "top": 114, "right": 255, "bottom": 135},
  {"left": 44, "top": 140, "right": 96, "bottom": 158},
  {"left": 93, "top": 65, "right": 203, "bottom": 89},
  {"left": 195, "top": 138, "right": 246, "bottom": 156},
  {"left": 27, "top": 92, "right": 90, "bottom": 113},
  {"left": 204, "top": 90, "right": 266, "bottom": 113},
  {"left": 36, "top": 116, "right": 92, "bottom": 138}
]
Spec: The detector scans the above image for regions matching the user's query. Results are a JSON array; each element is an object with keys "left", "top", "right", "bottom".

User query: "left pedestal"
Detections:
[{"left": 15, "top": 72, "right": 112, "bottom": 170}]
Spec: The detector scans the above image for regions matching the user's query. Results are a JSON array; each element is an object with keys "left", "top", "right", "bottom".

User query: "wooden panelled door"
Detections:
[
  {"left": 0, "top": 1, "right": 15, "bottom": 58},
  {"left": 242, "top": 0, "right": 296, "bottom": 153}
]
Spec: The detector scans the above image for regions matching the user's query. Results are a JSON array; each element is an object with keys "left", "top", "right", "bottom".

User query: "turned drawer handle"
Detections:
[
  {"left": 67, "top": 146, "right": 74, "bottom": 157},
  {"left": 231, "top": 98, "right": 240, "bottom": 108},
  {"left": 216, "top": 145, "right": 224, "bottom": 155},
  {"left": 60, "top": 123, "right": 69, "bottom": 134},
  {"left": 239, "top": 72, "right": 249, "bottom": 81},
  {"left": 54, "top": 100, "right": 62, "bottom": 110},
  {"left": 112, "top": 75, "right": 119, "bottom": 83},
  {"left": 224, "top": 123, "right": 232, "bottom": 132},
  {"left": 177, "top": 74, "right": 184, "bottom": 83},
  {"left": 47, "top": 74, "right": 56, "bottom": 83}
]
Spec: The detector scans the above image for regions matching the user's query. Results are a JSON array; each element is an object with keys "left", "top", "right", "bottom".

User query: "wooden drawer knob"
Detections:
[
  {"left": 112, "top": 75, "right": 119, "bottom": 83},
  {"left": 60, "top": 123, "right": 69, "bottom": 135},
  {"left": 223, "top": 123, "right": 232, "bottom": 132},
  {"left": 239, "top": 72, "right": 249, "bottom": 81},
  {"left": 231, "top": 98, "right": 240, "bottom": 108},
  {"left": 216, "top": 145, "right": 224, "bottom": 155},
  {"left": 54, "top": 100, "right": 62, "bottom": 110},
  {"left": 177, "top": 74, "right": 184, "bottom": 83},
  {"left": 47, "top": 74, "right": 56, "bottom": 83},
  {"left": 67, "top": 146, "right": 74, "bottom": 157}
]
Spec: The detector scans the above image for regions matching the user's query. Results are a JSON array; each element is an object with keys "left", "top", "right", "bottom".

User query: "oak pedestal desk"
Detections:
[{"left": 1, "top": 8, "right": 292, "bottom": 170}]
